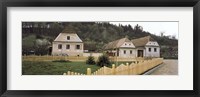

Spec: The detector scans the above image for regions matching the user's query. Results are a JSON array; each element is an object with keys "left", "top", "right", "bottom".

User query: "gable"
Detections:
[
  {"left": 145, "top": 41, "right": 159, "bottom": 47},
  {"left": 54, "top": 33, "right": 83, "bottom": 42},
  {"left": 120, "top": 41, "right": 135, "bottom": 48}
]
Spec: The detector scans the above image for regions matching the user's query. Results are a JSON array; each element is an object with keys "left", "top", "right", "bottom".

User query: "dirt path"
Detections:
[{"left": 150, "top": 59, "right": 178, "bottom": 75}]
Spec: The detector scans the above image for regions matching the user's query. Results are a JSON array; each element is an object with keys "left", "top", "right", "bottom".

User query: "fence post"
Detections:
[
  {"left": 67, "top": 71, "right": 71, "bottom": 75},
  {"left": 112, "top": 64, "right": 116, "bottom": 75},
  {"left": 121, "top": 63, "right": 125, "bottom": 75},
  {"left": 97, "top": 69, "right": 99, "bottom": 75},
  {"left": 126, "top": 63, "right": 130, "bottom": 75},
  {"left": 101, "top": 68, "right": 103, "bottom": 75},
  {"left": 87, "top": 68, "right": 91, "bottom": 75},
  {"left": 137, "top": 63, "right": 141, "bottom": 74},
  {"left": 103, "top": 66, "right": 106, "bottom": 75}
]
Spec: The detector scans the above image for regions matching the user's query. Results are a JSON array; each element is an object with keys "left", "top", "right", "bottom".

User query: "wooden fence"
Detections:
[
  {"left": 22, "top": 55, "right": 145, "bottom": 62},
  {"left": 64, "top": 58, "right": 163, "bottom": 75}
]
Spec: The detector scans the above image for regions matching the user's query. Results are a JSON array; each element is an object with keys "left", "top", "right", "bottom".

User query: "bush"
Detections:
[
  {"left": 96, "top": 54, "right": 111, "bottom": 67},
  {"left": 86, "top": 56, "right": 96, "bottom": 65}
]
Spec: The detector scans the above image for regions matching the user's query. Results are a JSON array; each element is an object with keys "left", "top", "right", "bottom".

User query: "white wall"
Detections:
[
  {"left": 83, "top": 53, "right": 103, "bottom": 57},
  {"left": 145, "top": 41, "right": 160, "bottom": 57},
  {"left": 119, "top": 48, "right": 136, "bottom": 58},
  {"left": 52, "top": 42, "right": 84, "bottom": 56},
  {"left": 145, "top": 47, "right": 160, "bottom": 57}
]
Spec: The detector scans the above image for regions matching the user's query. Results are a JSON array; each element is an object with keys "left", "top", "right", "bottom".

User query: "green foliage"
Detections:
[
  {"left": 22, "top": 35, "right": 37, "bottom": 55},
  {"left": 96, "top": 54, "right": 111, "bottom": 67},
  {"left": 86, "top": 56, "right": 96, "bottom": 65},
  {"left": 36, "top": 34, "right": 43, "bottom": 39},
  {"left": 160, "top": 46, "right": 178, "bottom": 59},
  {"left": 22, "top": 34, "right": 36, "bottom": 48},
  {"left": 22, "top": 34, "right": 51, "bottom": 55}
]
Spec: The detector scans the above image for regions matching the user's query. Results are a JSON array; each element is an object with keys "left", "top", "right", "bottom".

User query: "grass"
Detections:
[
  {"left": 22, "top": 61, "right": 100, "bottom": 75},
  {"left": 22, "top": 61, "right": 131, "bottom": 75}
]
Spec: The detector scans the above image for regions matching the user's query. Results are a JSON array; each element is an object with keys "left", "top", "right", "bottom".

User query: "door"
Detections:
[{"left": 137, "top": 50, "right": 143, "bottom": 57}]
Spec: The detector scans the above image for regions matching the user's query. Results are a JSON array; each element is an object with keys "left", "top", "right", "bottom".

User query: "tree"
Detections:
[
  {"left": 133, "top": 24, "right": 143, "bottom": 33},
  {"left": 96, "top": 54, "right": 111, "bottom": 67},
  {"left": 86, "top": 56, "right": 96, "bottom": 65},
  {"left": 34, "top": 39, "right": 51, "bottom": 55}
]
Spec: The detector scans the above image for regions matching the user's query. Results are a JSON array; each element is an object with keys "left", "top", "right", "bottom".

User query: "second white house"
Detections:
[{"left": 104, "top": 36, "right": 160, "bottom": 58}]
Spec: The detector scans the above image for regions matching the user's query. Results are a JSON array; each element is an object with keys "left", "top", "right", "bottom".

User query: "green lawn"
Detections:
[{"left": 22, "top": 61, "right": 132, "bottom": 75}]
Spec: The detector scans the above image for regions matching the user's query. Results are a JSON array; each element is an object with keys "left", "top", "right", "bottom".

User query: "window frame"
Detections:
[
  {"left": 67, "top": 36, "right": 70, "bottom": 40},
  {"left": 66, "top": 44, "right": 70, "bottom": 49},
  {"left": 148, "top": 48, "right": 151, "bottom": 52},
  {"left": 58, "top": 44, "right": 62, "bottom": 49},
  {"left": 76, "top": 44, "right": 81, "bottom": 49}
]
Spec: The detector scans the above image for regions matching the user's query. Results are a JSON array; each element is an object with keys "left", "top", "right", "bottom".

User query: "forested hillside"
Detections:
[{"left": 22, "top": 22, "right": 178, "bottom": 58}]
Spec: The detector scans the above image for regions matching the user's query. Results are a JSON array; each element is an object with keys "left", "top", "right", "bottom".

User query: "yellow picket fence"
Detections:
[{"left": 64, "top": 58, "right": 163, "bottom": 75}]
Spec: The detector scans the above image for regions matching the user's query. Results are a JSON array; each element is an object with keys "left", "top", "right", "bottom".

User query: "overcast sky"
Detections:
[{"left": 110, "top": 22, "right": 178, "bottom": 39}]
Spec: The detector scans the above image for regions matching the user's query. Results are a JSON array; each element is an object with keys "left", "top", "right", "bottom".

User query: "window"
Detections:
[
  {"left": 66, "top": 44, "right": 70, "bottom": 49},
  {"left": 76, "top": 45, "right": 80, "bottom": 49},
  {"left": 154, "top": 48, "right": 157, "bottom": 52},
  {"left": 58, "top": 44, "right": 62, "bottom": 49},
  {"left": 130, "top": 50, "right": 132, "bottom": 54},
  {"left": 67, "top": 36, "right": 70, "bottom": 40},
  {"left": 149, "top": 48, "right": 151, "bottom": 52},
  {"left": 125, "top": 43, "right": 127, "bottom": 45},
  {"left": 124, "top": 50, "right": 126, "bottom": 54}
]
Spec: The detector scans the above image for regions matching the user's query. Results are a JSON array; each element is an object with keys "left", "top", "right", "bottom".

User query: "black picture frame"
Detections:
[{"left": 0, "top": 0, "right": 199, "bottom": 97}]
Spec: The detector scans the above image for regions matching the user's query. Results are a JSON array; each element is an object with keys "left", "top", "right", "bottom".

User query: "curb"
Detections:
[{"left": 142, "top": 63, "right": 164, "bottom": 75}]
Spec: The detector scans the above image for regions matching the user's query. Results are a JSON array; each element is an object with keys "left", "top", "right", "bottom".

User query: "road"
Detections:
[{"left": 150, "top": 59, "right": 178, "bottom": 75}]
